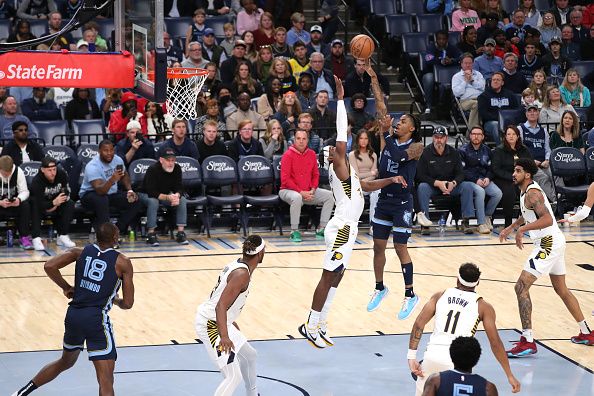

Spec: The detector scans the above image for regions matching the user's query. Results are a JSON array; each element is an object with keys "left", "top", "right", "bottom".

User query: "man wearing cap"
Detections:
[
  {"left": 76, "top": 39, "right": 89, "bottom": 52},
  {"left": 21, "top": 87, "right": 61, "bottom": 122},
  {"left": 477, "top": 71, "right": 518, "bottom": 144},
  {"left": 140, "top": 147, "right": 188, "bottom": 246},
  {"left": 220, "top": 39, "right": 253, "bottom": 84},
  {"left": 115, "top": 120, "right": 155, "bottom": 167},
  {"left": 30, "top": 156, "right": 76, "bottom": 251},
  {"left": 182, "top": 41, "right": 209, "bottom": 69},
  {"left": 287, "top": 12, "right": 310, "bottom": 46},
  {"left": 324, "top": 39, "right": 354, "bottom": 81},
  {"left": 306, "top": 24, "right": 330, "bottom": 57},
  {"left": 0, "top": 121, "right": 43, "bottom": 166},
  {"left": 452, "top": 53, "right": 485, "bottom": 129},
  {"left": 108, "top": 91, "right": 147, "bottom": 140},
  {"left": 344, "top": 58, "right": 390, "bottom": 98},
  {"left": 201, "top": 28, "right": 227, "bottom": 67},
  {"left": 288, "top": 41, "right": 311, "bottom": 81},
  {"left": 542, "top": 36, "right": 572, "bottom": 85},
  {"left": 473, "top": 38, "right": 503, "bottom": 81},
  {"left": 416, "top": 127, "right": 477, "bottom": 235}
]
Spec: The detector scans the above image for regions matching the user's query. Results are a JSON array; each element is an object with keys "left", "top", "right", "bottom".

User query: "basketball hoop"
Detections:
[{"left": 158, "top": 67, "right": 208, "bottom": 120}]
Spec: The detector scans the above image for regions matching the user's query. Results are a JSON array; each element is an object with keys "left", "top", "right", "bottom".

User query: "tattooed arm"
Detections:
[
  {"left": 408, "top": 291, "right": 443, "bottom": 378},
  {"left": 365, "top": 59, "right": 387, "bottom": 118},
  {"left": 519, "top": 189, "right": 553, "bottom": 232}
]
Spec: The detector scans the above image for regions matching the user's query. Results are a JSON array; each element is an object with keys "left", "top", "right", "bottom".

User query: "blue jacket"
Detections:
[
  {"left": 21, "top": 98, "right": 61, "bottom": 121},
  {"left": 458, "top": 142, "right": 494, "bottom": 182},
  {"left": 422, "top": 43, "right": 461, "bottom": 72},
  {"left": 425, "top": 0, "right": 454, "bottom": 15}
]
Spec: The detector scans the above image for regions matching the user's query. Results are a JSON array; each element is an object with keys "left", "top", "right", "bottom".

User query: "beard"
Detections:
[{"left": 163, "top": 165, "right": 175, "bottom": 173}]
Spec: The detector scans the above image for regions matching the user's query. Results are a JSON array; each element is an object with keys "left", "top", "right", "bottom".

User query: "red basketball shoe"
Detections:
[
  {"left": 507, "top": 336, "right": 537, "bottom": 357},
  {"left": 571, "top": 332, "right": 594, "bottom": 346}
]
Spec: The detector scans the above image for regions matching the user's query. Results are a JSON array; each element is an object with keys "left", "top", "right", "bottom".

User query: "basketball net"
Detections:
[{"left": 165, "top": 67, "right": 208, "bottom": 120}]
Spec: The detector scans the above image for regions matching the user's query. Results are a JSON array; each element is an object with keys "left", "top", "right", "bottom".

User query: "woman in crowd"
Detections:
[
  {"left": 528, "top": 69, "right": 548, "bottom": 104},
  {"left": 241, "top": 30, "right": 259, "bottom": 63},
  {"left": 252, "top": 12, "right": 275, "bottom": 50},
  {"left": 348, "top": 130, "right": 379, "bottom": 229},
  {"left": 268, "top": 57, "right": 297, "bottom": 94},
  {"left": 537, "top": 11, "right": 561, "bottom": 46},
  {"left": 456, "top": 26, "right": 484, "bottom": 58},
  {"left": 194, "top": 98, "right": 229, "bottom": 141},
  {"left": 492, "top": 125, "right": 533, "bottom": 228},
  {"left": 145, "top": 101, "right": 173, "bottom": 140},
  {"left": 549, "top": 110, "right": 585, "bottom": 154},
  {"left": 519, "top": 0, "right": 542, "bottom": 28},
  {"left": 479, "top": 0, "right": 509, "bottom": 26},
  {"left": 231, "top": 60, "right": 263, "bottom": 98},
  {"left": 559, "top": 68, "right": 591, "bottom": 108},
  {"left": 257, "top": 77, "right": 282, "bottom": 121},
  {"left": 7, "top": 19, "right": 36, "bottom": 46},
  {"left": 272, "top": 91, "right": 302, "bottom": 136},
  {"left": 539, "top": 86, "right": 576, "bottom": 131},
  {"left": 254, "top": 45, "right": 274, "bottom": 81},
  {"left": 259, "top": 119, "right": 287, "bottom": 159}
]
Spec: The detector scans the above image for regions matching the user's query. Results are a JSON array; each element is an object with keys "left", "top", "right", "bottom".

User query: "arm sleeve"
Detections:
[
  {"left": 336, "top": 100, "right": 347, "bottom": 142},
  {"left": 568, "top": 205, "right": 592, "bottom": 222}
]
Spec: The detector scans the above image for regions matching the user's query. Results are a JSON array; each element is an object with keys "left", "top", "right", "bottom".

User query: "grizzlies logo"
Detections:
[
  {"left": 403, "top": 210, "right": 412, "bottom": 227},
  {"left": 331, "top": 251, "right": 343, "bottom": 261}
]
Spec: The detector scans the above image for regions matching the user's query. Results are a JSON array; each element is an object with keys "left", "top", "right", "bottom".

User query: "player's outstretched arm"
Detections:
[
  {"left": 333, "top": 75, "right": 349, "bottom": 181},
  {"left": 115, "top": 255, "right": 134, "bottom": 309},
  {"left": 421, "top": 373, "right": 440, "bottom": 396},
  {"left": 480, "top": 300, "right": 521, "bottom": 393},
  {"left": 44, "top": 247, "right": 83, "bottom": 298},
  {"left": 361, "top": 175, "right": 408, "bottom": 192},
  {"left": 408, "top": 291, "right": 442, "bottom": 377},
  {"left": 215, "top": 269, "right": 250, "bottom": 354},
  {"left": 365, "top": 58, "right": 387, "bottom": 118},
  {"left": 560, "top": 182, "right": 593, "bottom": 223}
]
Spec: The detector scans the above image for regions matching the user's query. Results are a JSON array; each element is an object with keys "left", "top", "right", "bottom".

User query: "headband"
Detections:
[
  {"left": 458, "top": 274, "right": 479, "bottom": 288},
  {"left": 245, "top": 239, "right": 265, "bottom": 255}
]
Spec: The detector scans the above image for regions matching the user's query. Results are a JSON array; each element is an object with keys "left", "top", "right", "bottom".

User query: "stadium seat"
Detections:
[
  {"left": 550, "top": 147, "right": 589, "bottom": 213},
  {"left": 585, "top": 146, "right": 594, "bottom": 181},
  {"left": 43, "top": 145, "right": 81, "bottom": 196},
  {"left": 165, "top": 17, "right": 192, "bottom": 38},
  {"left": 371, "top": 0, "right": 397, "bottom": 16},
  {"left": 399, "top": 0, "right": 425, "bottom": 14},
  {"left": 498, "top": 109, "right": 526, "bottom": 130},
  {"left": 128, "top": 158, "right": 156, "bottom": 190},
  {"left": 572, "top": 61, "right": 594, "bottom": 82},
  {"left": 448, "top": 31, "right": 461, "bottom": 46},
  {"left": 500, "top": 0, "right": 518, "bottom": 14},
  {"left": 34, "top": 120, "right": 69, "bottom": 147},
  {"left": 402, "top": 33, "right": 429, "bottom": 70},
  {"left": 205, "top": 16, "right": 228, "bottom": 39},
  {"left": 77, "top": 143, "right": 99, "bottom": 165},
  {"left": 176, "top": 156, "right": 209, "bottom": 236},
  {"left": 19, "top": 161, "right": 41, "bottom": 187},
  {"left": 534, "top": 0, "right": 552, "bottom": 10},
  {"left": 433, "top": 65, "right": 459, "bottom": 89},
  {"left": 0, "top": 20, "right": 11, "bottom": 41},
  {"left": 28, "top": 20, "right": 46, "bottom": 38},
  {"left": 385, "top": 15, "right": 413, "bottom": 37},
  {"left": 71, "top": 119, "right": 106, "bottom": 145},
  {"left": 417, "top": 14, "right": 444, "bottom": 33}
]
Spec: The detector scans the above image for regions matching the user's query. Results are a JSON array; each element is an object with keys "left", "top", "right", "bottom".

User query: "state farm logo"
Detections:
[
  {"left": 0, "top": 65, "right": 83, "bottom": 80},
  {"left": 206, "top": 161, "right": 233, "bottom": 172},
  {"left": 242, "top": 160, "right": 270, "bottom": 172}
]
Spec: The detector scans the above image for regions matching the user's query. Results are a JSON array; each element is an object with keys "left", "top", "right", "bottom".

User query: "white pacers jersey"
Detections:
[
  {"left": 197, "top": 260, "right": 250, "bottom": 323},
  {"left": 520, "top": 181, "right": 564, "bottom": 241},
  {"left": 329, "top": 164, "right": 365, "bottom": 224},
  {"left": 428, "top": 288, "right": 481, "bottom": 347}
]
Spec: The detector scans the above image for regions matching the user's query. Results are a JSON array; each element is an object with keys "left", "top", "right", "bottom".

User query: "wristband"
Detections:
[{"left": 407, "top": 349, "right": 417, "bottom": 360}]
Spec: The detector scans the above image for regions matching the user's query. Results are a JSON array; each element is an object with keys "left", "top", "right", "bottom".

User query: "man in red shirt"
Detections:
[{"left": 279, "top": 129, "right": 334, "bottom": 242}]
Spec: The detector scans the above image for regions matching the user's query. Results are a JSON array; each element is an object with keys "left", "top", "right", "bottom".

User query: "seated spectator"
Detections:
[
  {"left": 348, "top": 130, "right": 378, "bottom": 226},
  {"left": 17, "top": 0, "right": 56, "bottom": 20},
  {"left": 46, "top": 11, "right": 74, "bottom": 50},
  {"left": 458, "top": 126, "right": 502, "bottom": 233},
  {"left": 220, "top": 40, "right": 253, "bottom": 84},
  {"left": 140, "top": 147, "right": 189, "bottom": 247},
  {"left": 272, "top": 90, "right": 302, "bottom": 137},
  {"left": 78, "top": 139, "right": 143, "bottom": 235},
  {"left": 108, "top": 91, "right": 147, "bottom": 141},
  {"left": 259, "top": 119, "right": 287, "bottom": 159},
  {"left": 559, "top": 68, "right": 591, "bottom": 108},
  {"left": 473, "top": 38, "right": 503, "bottom": 80},
  {"left": 493, "top": 29, "right": 519, "bottom": 58},
  {"left": 457, "top": 26, "right": 483, "bottom": 59},
  {"left": 539, "top": 86, "right": 576, "bottom": 130},
  {"left": 518, "top": 104, "right": 555, "bottom": 202},
  {"left": 569, "top": 9, "right": 588, "bottom": 42},
  {"left": 0, "top": 0, "right": 16, "bottom": 21},
  {"left": 226, "top": 92, "right": 267, "bottom": 133},
  {"left": 307, "top": 90, "right": 335, "bottom": 141},
  {"left": 479, "top": 0, "right": 509, "bottom": 25},
  {"left": 528, "top": 69, "right": 548, "bottom": 103},
  {"left": 322, "top": 115, "right": 356, "bottom": 152},
  {"left": 306, "top": 25, "right": 330, "bottom": 57},
  {"left": 344, "top": 58, "right": 390, "bottom": 98},
  {"left": 290, "top": 112, "right": 322, "bottom": 153},
  {"left": 425, "top": 0, "right": 455, "bottom": 15},
  {"left": 538, "top": 11, "right": 562, "bottom": 46},
  {"left": 164, "top": 31, "right": 183, "bottom": 66},
  {"left": 271, "top": 27, "right": 292, "bottom": 58},
  {"left": 297, "top": 72, "right": 315, "bottom": 110},
  {"left": 182, "top": 41, "right": 209, "bottom": 69},
  {"left": 252, "top": 11, "right": 275, "bottom": 50},
  {"left": 115, "top": 120, "right": 155, "bottom": 167},
  {"left": 0, "top": 86, "right": 10, "bottom": 111},
  {"left": 348, "top": 93, "right": 373, "bottom": 134},
  {"left": 416, "top": 127, "right": 477, "bottom": 234},
  {"left": 144, "top": 101, "right": 173, "bottom": 140},
  {"left": 452, "top": 53, "right": 485, "bottom": 128},
  {"left": 501, "top": 52, "right": 529, "bottom": 94},
  {"left": 581, "top": 25, "right": 594, "bottom": 60},
  {"left": 30, "top": 156, "right": 76, "bottom": 250},
  {"left": 257, "top": 77, "right": 282, "bottom": 121},
  {"left": 227, "top": 119, "right": 265, "bottom": 161},
  {"left": 64, "top": 88, "right": 101, "bottom": 127},
  {"left": 324, "top": 39, "right": 353, "bottom": 81},
  {"left": 524, "top": 27, "right": 547, "bottom": 56},
  {"left": 194, "top": 99, "right": 228, "bottom": 141},
  {"left": 519, "top": 0, "right": 542, "bottom": 28},
  {"left": 420, "top": 30, "right": 462, "bottom": 114},
  {"left": 268, "top": 57, "right": 297, "bottom": 94},
  {"left": 505, "top": 9, "right": 529, "bottom": 46},
  {"left": 287, "top": 12, "right": 310, "bottom": 46},
  {"left": 307, "top": 52, "right": 337, "bottom": 99},
  {"left": 550, "top": 110, "right": 585, "bottom": 153},
  {"left": 518, "top": 42, "right": 544, "bottom": 80},
  {"left": 279, "top": 129, "right": 334, "bottom": 242},
  {"left": 542, "top": 36, "right": 572, "bottom": 85},
  {"left": 218, "top": 86, "right": 237, "bottom": 119},
  {"left": 560, "top": 24, "right": 581, "bottom": 61},
  {"left": 521, "top": 87, "right": 541, "bottom": 108},
  {"left": 254, "top": 45, "right": 274, "bottom": 81},
  {"left": 83, "top": 21, "right": 108, "bottom": 51},
  {"left": 100, "top": 88, "right": 122, "bottom": 125},
  {"left": 163, "top": 119, "right": 200, "bottom": 160},
  {"left": 477, "top": 71, "right": 519, "bottom": 144},
  {"left": 231, "top": 60, "right": 263, "bottom": 98},
  {"left": 220, "top": 22, "right": 239, "bottom": 56},
  {"left": 236, "top": 0, "right": 262, "bottom": 36},
  {"left": 492, "top": 125, "right": 533, "bottom": 227},
  {"left": 552, "top": 0, "right": 571, "bottom": 27},
  {"left": 0, "top": 155, "right": 33, "bottom": 249},
  {"left": 242, "top": 30, "right": 259, "bottom": 63},
  {"left": 450, "top": 0, "right": 481, "bottom": 32},
  {"left": 201, "top": 28, "right": 228, "bottom": 67},
  {"left": 197, "top": 120, "right": 228, "bottom": 162},
  {"left": 21, "top": 87, "right": 61, "bottom": 121},
  {"left": 288, "top": 41, "right": 311, "bottom": 81},
  {"left": 202, "top": 62, "right": 223, "bottom": 98},
  {"left": 7, "top": 19, "right": 36, "bottom": 46},
  {"left": 185, "top": 8, "right": 207, "bottom": 50},
  {"left": 477, "top": 12, "right": 499, "bottom": 46},
  {"left": 0, "top": 121, "right": 43, "bottom": 166},
  {"left": 0, "top": 96, "right": 38, "bottom": 139}
]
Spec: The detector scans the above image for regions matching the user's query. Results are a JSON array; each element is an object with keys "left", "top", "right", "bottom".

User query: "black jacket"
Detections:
[
  {"left": 416, "top": 144, "right": 465, "bottom": 186},
  {"left": 0, "top": 140, "right": 44, "bottom": 166},
  {"left": 307, "top": 106, "right": 336, "bottom": 140},
  {"left": 30, "top": 167, "right": 70, "bottom": 211},
  {"left": 343, "top": 70, "right": 390, "bottom": 98},
  {"left": 491, "top": 144, "right": 533, "bottom": 181},
  {"left": 142, "top": 162, "right": 183, "bottom": 197},
  {"left": 477, "top": 87, "right": 518, "bottom": 122},
  {"left": 227, "top": 137, "right": 264, "bottom": 162}
]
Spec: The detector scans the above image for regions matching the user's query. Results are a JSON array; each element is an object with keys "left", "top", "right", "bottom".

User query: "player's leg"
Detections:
[
  {"left": 236, "top": 342, "right": 258, "bottom": 396},
  {"left": 415, "top": 346, "right": 453, "bottom": 396},
  {"left": 368, "top": 200, "right": 393, "bottom": 311},
  {"left": 507, "top": 270, "right": 538, "bottom": 357},
  {"left": 12, "top": 349, "right": 81, "bottom": 396},
  {"left": 392, "top": 200, "right": 418, "bottom": 320},
  {"left": 216, "top": 361, "right": 243, "bottom": 396},
  {"left": 91, "top": 359, "right": 115, "bottom": 396},
  {"left": 550, "top": 274, "right": 594, "bottom": 345}
]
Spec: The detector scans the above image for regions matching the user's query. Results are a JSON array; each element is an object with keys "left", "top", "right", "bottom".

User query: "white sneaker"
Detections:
[
  {"left": 298, "top": 324, "right": 326, "bottom": 349},
  {"left": 485, "top": 216, "right": 493, "bottom": 231},
  {"left": 57, "top": 235, "right": 76, "bottom": 248},
  {"left": 417, "top": 212, "right": 433, "bottom": 227},
  {"left": 32, "top": 237, "right": 45, "bottom": 251},
  {"left": 319, "top": 321, "right": 334, "bottom": 346},
  {"left": 477, "top": 224, "right": 491, "bottom": 234},
  {"left": 424, "top": 108, "right": 431, "bottom": 114}
]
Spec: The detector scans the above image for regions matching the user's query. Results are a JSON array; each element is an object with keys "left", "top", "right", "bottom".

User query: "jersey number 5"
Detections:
[
  {"left": 83, "top": 256, "right": 108, "bottom": 282},
  {"left": 444, "top": 310, "right": 461, "bottom": 334}
]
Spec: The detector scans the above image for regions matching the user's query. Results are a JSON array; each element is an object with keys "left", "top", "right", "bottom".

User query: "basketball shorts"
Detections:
[
  {"left": 323, "top": 217, "right": 358, "bottom": 272},
  {"left": 372, "top": 194, "right": 413, "bottom": 244},
  {"left": 195, "top": 315, "right": 247, "bottom": 369},
  {"left": 415, "top": 345, "right": 454, "bottom": 396},
  {"left": 524, "top": 233, "right": 566, "bottom": 277},
  {"left": 63, "top": 306, "right": 117, "bottom": 361}
]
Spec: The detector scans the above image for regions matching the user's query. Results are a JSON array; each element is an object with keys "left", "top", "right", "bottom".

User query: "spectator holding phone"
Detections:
[
  {"left": 115, "top": 120, "right": 155, "bottom": 167},
  {"left": 29, "top": 156, "right": 76, "bottom": 251},
  {"left": 79, "top": 139, "right": 144, "bottom": 239},
  {"left": 0, "top": 155, "right": 34, "bottom": 249}
]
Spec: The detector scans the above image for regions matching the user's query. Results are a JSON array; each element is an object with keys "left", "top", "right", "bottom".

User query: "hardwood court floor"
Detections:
[{"left": 1, "top": 225, "right": 593, "bottom": 372}]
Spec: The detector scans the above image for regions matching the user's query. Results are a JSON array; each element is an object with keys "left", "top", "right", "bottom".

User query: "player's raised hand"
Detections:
[
  {"left": 334, "top": 75, "right": 344, "bottom": 100},
  {"left": 508, "top": 374, "right": 521, "bottom": 393},
  {"left": 364, "top": 58, "right": 377, "bottom": 79},
  {"left": 408, "top": 359, "right": 424, "bottom": 378},
  {"left": 218, "top": 336, "right": 235, "bottom": 354},
  {"left": 378, "top": 114, "right": 393, "bottom": 133}
]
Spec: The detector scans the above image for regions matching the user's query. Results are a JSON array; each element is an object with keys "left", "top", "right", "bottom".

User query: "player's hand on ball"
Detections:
[
  {"left": 218, "top": 336, "right": 234, "bottom": 354},
  {"left": 408, "top": 359, "right": 424, "bottom": 378}
]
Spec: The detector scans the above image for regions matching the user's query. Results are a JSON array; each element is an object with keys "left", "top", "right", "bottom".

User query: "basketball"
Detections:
[{"left": 349, "top": 34, "right": 375, "bottom": 59}]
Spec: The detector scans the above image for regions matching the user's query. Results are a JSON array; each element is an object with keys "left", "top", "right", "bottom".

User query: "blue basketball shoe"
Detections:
[
  {"left": 397, "top": 294, "right": 420, "bottom": 320},
  {"left": 367, "top": 286, "right": 389, "bottom": 312}
]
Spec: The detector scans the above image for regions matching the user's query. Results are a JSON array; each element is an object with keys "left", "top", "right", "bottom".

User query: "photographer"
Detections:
[
  {"left": 115, "top": 120, "right": 155, "bottom": 167},
  {"left": 29, "top": 156, "right": 76, "bottom": 251},
  {"left": 0, "top": 155, "right": 33, "bottom": 249}
]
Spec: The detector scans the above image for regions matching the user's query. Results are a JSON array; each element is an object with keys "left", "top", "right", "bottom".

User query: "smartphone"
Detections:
[
  {"left": 445, "top": 182, "right": 449, "bottom": 189},
  {"left": 116, "top": 164, "right": 124, "bottom": 172},
  {"left": 60, "top": 188, "right": 68, "bottom": 195},
  {"left": 135, "top": 132, "right": 143, "bottom": 141}
]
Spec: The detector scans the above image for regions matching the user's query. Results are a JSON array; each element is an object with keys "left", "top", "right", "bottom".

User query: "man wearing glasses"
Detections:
[{"left": 0, "top": 121, "right": 44, "bottom": 166}]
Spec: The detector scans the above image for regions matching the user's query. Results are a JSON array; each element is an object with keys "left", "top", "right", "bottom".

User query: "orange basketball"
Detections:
[{"left": 349, "top": 34, "right": 375, "bottom": 59}]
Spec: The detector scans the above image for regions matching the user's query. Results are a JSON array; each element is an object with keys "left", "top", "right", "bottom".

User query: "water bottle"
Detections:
[
  {"left": 438, "top": 214, "right": 446, "bottom": 236},
  {"left": 89, "top": 227, "right": 96, "bottom": 244},
  {"left": 6, "top": 229, "right": 13, "bottom": 248},
  {"left": 129, "top": 229, "right": 135, "bottom": 242}
]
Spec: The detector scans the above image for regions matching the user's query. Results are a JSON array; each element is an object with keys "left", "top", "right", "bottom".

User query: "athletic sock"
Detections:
[
  {"left": 17, "top": 380, "right": 37, "bottom": 396},
  {"left": 405, "top": 287, "right": 415, "bottom": 298},
  {"left": 320, "top": 287, "right": 337, "bottom": 324},
  {"left": 306, "top": 309, "right": 321, "bottom": 331},
  {"left": 522, "top": 329, "right": 534, "bottom": 343},
  {"left": 375, "top": 281, "right": 384, "bottom": 291},
  {"left": 578, "top": 320, "right": 591, "bottom": 334},
  {"left": 402, "top": 262, "right": 413, "bottom": 289}
]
